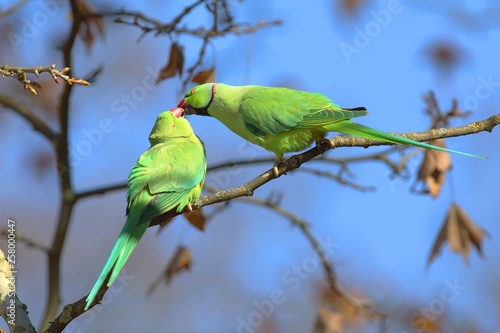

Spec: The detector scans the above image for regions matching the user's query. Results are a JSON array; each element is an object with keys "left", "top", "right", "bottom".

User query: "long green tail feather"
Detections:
[
  {"left": 84, "top": 192, "right": 150, "bottom": 310},
  {"left": 325, "top": 120, "right": 485, "bottom": 159}
]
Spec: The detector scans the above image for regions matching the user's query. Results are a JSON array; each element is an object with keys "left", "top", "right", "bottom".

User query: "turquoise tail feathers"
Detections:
[
  {"left": 325, "top": 121, "right": 485, "bottom": 159},
  {"left": 85, "top": 231, "right": 127, "bottom": 310},
  {"left": 84, "top": 193, "right": 151, "bottom": 310}
]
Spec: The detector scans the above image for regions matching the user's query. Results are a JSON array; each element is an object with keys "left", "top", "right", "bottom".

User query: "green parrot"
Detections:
[
  {"left": 85, "top": 110, "right": 206, "bottom": 310},
  {"left": 177, "top": 83, "right": 484, "bottom": 175}
]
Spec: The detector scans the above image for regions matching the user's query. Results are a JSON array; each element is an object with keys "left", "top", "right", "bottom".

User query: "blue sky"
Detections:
[{"left": 1, "top": 0, "right": 499, "bottom": 332}]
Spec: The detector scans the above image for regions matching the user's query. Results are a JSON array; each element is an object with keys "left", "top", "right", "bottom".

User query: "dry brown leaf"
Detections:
[
  {"left": 314, "top": 307, "right": 343, "bottom": 333},
  {"left": 416, "top": 139, "right": 452, "bottom": 198},
  {"left": 77, "top": 0, "right": 106, "bottom": 53},
  {"left": 427, "top": 203, "right": 488, "bottom": 266},
  {"left": 156, "top": 43, "right": 184, "bottom": 84},
  {"left": 455, "top": 205, "right": 487, "bottom": 257},
  {"left": 183, "top": 209, "right": 206, "bottom": 231},
  {"left": 164, "top": 246, "right": 192, "bottom": 283},
  {"left": 447, "top": 205, "right": 470, "bottom": 259},
  {"left": 191, "top": 68, "right": 215, "bottom": 84},
  {"left": 148, "top": 246, "right": 192, "bottom": 294}
]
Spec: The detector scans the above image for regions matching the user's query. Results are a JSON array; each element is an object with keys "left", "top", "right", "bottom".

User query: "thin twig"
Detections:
[
  {"left": 82, "top": 3, "right": 281, "bottom": 85},
  {"left": 75, "top": 183, "right": 128, "bottom": 200},
  {"left": 1, "top": 64, "right": 89, "bottom": 94},
  {"left": 0, "top": 229, "right": 49, "bottom": 252},
  {"left": 0, "top": 94, "right": 58, "bottom": 143},
  {"left": 207, "top": 156, "right": 278, "bottom": 172},
  {"left": 181, "top": 34, "right": 211, "bottom": 92},
  {"left": 297, "top": 166, "right": 375, "bottom": 192},
  {"left": 424, "top": 90, "right": 472, "bottom": 129},
  {"left": 101, "top": 8, "right": 281, "bottom": 39}
]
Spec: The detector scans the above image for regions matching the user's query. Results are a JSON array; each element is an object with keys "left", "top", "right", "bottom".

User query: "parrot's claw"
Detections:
[
  {"left": 272, "top": 157, "right": 287, "bottom": 177},
  {"left": 316, "top": 139, "right": 335, "bottom": 153},
  {"left": 186, "top": 202, "right": 193, "bottom": 212}
]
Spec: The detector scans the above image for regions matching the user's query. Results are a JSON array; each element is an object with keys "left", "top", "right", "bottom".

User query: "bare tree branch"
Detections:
[
  {"left": 0, "top": 94, "right": 58, "bottom": 143},
  {"left": 1, "top": 64, "right": 89, "bottom": 94},
  {"left": 41, "top": 0, "right": 83, "bottom": 330},
  {"left": 75, "top": 183, "right": 128, "bottom": 201},
  {"left": 297, "top": 166, "right": 376, "bottom": 192},
  {"left": 43, "top": 292, "right": 100, "bottom": 333}
]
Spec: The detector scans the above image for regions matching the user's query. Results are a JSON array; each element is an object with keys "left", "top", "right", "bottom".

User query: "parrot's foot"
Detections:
[
  {"left": 186, "top": 202, "right": 193, "bottom": 212},
  {"left": 316, "top": 139, "right": 335, "bottom": 153},
  {"left": 272, "top": 157, "right": 287, "bottom": 177}
]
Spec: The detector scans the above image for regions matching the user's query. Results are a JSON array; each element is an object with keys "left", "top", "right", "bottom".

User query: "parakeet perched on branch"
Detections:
[
  {"left": 85, "top": 110, "right": 206, "bottom": 310},
  {"left": 177, "top": 83, "right": 483, "bottom": 175}
]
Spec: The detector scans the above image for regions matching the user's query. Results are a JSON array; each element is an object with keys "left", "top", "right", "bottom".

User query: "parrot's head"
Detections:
[
  {"left": 178, "top": 83, "right": 218, "bottom": 117},
  {"left": 149, "top": 111, "right": 194, "bottom": 144}
]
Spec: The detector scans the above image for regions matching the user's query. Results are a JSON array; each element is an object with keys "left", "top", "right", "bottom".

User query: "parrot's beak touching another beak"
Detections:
[
  {"left": 177, "top": 99, "right": 197, "bottom": 115},
  {"left": 169, "top": 100, "right": 189, "bottom": 118},
  {"left": 169, "top": 107, "right": 184, "bottom": 118},
  {"left": 177, "top": 100, "right": 187, "bottom": 109}
]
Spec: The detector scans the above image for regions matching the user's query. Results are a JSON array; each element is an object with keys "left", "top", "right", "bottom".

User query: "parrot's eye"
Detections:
[{"left": 190, "top": 88, "right": 196, "bottom": 95}]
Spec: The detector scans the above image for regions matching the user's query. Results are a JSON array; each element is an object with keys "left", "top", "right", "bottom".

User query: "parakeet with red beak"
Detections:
[{"left": 177, "top": 83, "right": 483, "bottom": 175}]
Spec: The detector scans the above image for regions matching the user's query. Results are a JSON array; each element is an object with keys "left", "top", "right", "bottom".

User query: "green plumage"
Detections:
[
  {"left": 85, "top": 111, "right": 206, "bottom": 310},
  {"left": 181, "top": 83, "right": 484, "bottom": 161}
]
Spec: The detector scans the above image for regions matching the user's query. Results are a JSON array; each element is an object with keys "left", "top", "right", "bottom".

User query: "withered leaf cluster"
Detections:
[
  {"left": 428, "top": 203, "right": 488, "bottom": 266},
  {"left": 156, "top": 43, "right": 215, "bottom": 85}
]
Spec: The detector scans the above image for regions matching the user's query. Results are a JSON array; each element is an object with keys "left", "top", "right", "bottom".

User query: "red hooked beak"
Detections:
[
  {"left": 177, "top": 100, "right": 186, "bottom": 108},
  {"left": 169, "top": 100, "right": 188, "bottom": 118},
  {"left": 177, "top": 99, "right": 197, "bottom": 115}
]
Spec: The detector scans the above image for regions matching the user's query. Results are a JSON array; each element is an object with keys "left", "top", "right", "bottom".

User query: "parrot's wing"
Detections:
[
  {"left": 299, "top": 107, "right": 367, "bottom": 127},
  {"left": 140, "top": 191, "right": 188, "bottom": 222},
  {"left": 127, "top": 141, "right": 206, "bottom": 222},
  {"left": 238, "top": 87, "right": 367, "bottom": 136}
]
